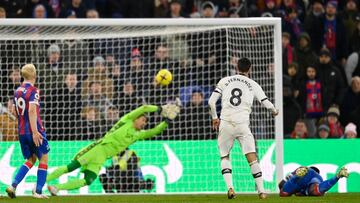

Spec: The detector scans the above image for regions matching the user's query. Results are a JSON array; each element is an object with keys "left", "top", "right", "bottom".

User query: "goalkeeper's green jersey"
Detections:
[{"left": 100, "top": 105, "right": 168, "bottom": 158}]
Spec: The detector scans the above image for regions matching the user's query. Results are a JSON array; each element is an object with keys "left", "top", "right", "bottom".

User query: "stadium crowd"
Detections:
[{"left": 0, "top": 0, "right": 359, "bottom": 141}]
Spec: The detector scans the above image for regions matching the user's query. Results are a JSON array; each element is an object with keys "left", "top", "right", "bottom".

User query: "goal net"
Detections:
[{"left": 0, "top": 19, "right": 283, "bottom": 195}]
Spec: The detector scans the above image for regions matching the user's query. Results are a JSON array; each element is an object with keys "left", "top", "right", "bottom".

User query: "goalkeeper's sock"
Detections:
[
  {"left": 221, "top": 158, "right": 233, "bottom": 189},
  {"left": 46, "top": 166, "right": 68, "bottom": 182},
  {"left": 250, "top": 160, "right": 265, "bottom": 193},
  {"left": 55, "top": 179, "right": 87, "bottom": 191},
  {"left": 12, "top": 161, "right": 34, "bottom": 188},
  {"left": 35, "top": 163, "right": 47, "bottom": 194},
  {"left": 319, "top": 176, "right": 339, "bottom": 193}
]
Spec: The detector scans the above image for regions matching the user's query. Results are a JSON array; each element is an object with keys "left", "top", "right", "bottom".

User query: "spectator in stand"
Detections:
[
  {"left": 0, "top": 6, "right": 6, "bottom": 18},
  {"left": 38, "top": 44, "right": 65, "bottom": 105},
  {"left": 287, "top": 63, "right": 300, "bottom": 97},
  {"left": 349, "top": 14, "right": 360, "bottom": 54},
  {"left": 201, "top": 1, "right": 216, "bottom": 18},
  {"left": 0, "top": 99, "right": 17, "bottom": 141},
  {"left": 290, "top": 119, "right": 308, "bottom": 139},
  {"left": 298, "top": 65, "right": 324, "bottom": 118},
  {"left": 317, "top": 124, "right": 330, "bottom": 139},
  {"left": 0, "top": 0, "right": 25, "bottom": 18},
  {"left": 279, "top": 0, "right": 305, "bottom": 22},
  {"left": 56, "top": 38, "right": 90, "bottom": 77},
  {"left": 0, "top": 68, "right": 21, "bottom": 104},
  {"left": 84, "top": 81, "right": 114, "bottom": 119},
  {"left": 324, "top": 105, "right": 344, "bottom": 138},
  {"left": 82, "top": 56, "right": 115, "bottom": 101},
  {"left": 104, "top": 106, "right": 120, "bottom": 131},
  {"left": 60, "top": 0, "right": 86, "bottom": 18},
  {"left": 105, "top": 54, "right": 122, "bottom": 94},
  {"left": 154, "top": 0, "right": 170, "bottom": 17},
  {"left": 86, "top": 9, "right": 99, "bottom": 18},
  {"left": 217, "top": 0, "right": 248, "bottom": 18},
  {"left": 33, "top": 4, "right": 47, "bottom": 18},
  {"left": 282, "top": 32, "right": 296, "bottom": 73},
  {"left": 117, "top": 81, "right": 142, "bottom": 116},
  {"left": 344, "top": 123, "right": 357, "bottom": 138},
  {"left": 79, "top": 106, "right": 104, "bottom": 140},
  {"left": 167, "top": 0, "right": 187, "bottom": 18},
  {"left": 322, "top": 1, "right": 348, "bottom": 65},
  {"left": 182, "top": 89, "right": 212, "bottom": 139},
  {"left": 261, "top": 0, "right": 280, "bottom": 17},
  {"left": 25, "top": 0, "right": 54, "bottom": 18},
  {"left": 49, "top": 71, "right": 82, "bottom": 140},
  {"left": 298, "top": 65, "right": 324, "bottom": 137},
  {"left": 147, "top": 44, "right": 179, "bottom": 83},
  {"left": 283, "top": 75, "right": 302, "bottom": 138},
  {"left": 48, "top": 0, "right": 62, "bottom": 17},
  {"left": 341, "top": 76, "right": 360, "bottom": 125},
  {"left": 345, "top": 50, "right": 360, "bottom": 85},
  {"left": 296, "top": 32, "right": 318, "bottom": 78},
  {"left": 282, "top": 6, "right": 303, "bottom": 45},
  {"left": 304, "top": 0, "right": 325, "bottom": 53},
  {"left": 316, "top": 48, "right": 346, "bottom": 111},
  {"left": 126, "top": 48, "right": 152, "bottom": 92},
  {"left": 341, "top": 0, "right": 359, "bottom": 41}
]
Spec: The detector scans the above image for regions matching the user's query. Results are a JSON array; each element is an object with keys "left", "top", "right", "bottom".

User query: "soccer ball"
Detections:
[{"left": 155, "top": 69, "right": 173, "bottom": 86}]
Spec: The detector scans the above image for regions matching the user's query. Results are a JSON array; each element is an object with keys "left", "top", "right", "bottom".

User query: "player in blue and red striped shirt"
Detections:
[{"left": 6, "top": 64, "right": 50, "bottom": 199}]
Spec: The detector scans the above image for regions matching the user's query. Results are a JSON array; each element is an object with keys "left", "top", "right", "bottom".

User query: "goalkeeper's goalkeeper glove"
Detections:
[{"left": 160, "top": 98, "right": 181, "bottom": 120}]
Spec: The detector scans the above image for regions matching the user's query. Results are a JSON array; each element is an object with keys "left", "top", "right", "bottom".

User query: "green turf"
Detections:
[{"left": 1, "top": 193, "right": 360, "bottom": 203}]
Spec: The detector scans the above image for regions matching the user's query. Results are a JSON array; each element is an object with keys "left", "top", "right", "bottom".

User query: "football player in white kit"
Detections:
[{"left": 208, "top": 58, "right": 278, "bottom": 199}]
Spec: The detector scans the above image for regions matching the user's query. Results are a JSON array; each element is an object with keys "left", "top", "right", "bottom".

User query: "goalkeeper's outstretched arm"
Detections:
[
  {"left": 108, "top": 105, "right": 160, "bottom": 133},
  {"left": 135, "top": 121, "right": 168, "bottom": 140},
  {"left": 125, "top": 105, "right": 159, "bottom": 121}
]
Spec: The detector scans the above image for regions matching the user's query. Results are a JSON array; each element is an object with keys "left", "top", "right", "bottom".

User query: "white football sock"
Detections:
[
  {"left": 249, "top": 160, "right": 265, "bottom": 193},
  {"left": 221, "top": 158, "right": 233, "bottom": 189}
]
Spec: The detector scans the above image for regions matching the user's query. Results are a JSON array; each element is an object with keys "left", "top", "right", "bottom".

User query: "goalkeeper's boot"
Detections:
[
  {"left": 227, "top": 188, "right": 236, "bottom": 199},
  {"left": 259, "top": 193, "right": 267, "bottom": 199},
  {"left": 47, "top": 185, "right": 58, "bottom": 196},
  {"left": 336, "top": 167, "right": 349, "bottom": 178},
  {"left": 32, "top": 189, "right": 49, "bottom": 199},
  {"left": 295, "top": 166, "right": 308, "bottom": 177},
  {"left": 5, "top": 186, "right": 16, "bottom": 199}
]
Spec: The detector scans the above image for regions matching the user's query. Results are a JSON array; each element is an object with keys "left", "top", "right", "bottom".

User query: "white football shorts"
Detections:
[{"left": 217, "top": 120, "right": 256, "bottom": 157}]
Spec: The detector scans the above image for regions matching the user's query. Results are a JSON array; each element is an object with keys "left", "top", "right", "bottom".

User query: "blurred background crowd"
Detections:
[{"left": 0, "top": 0, "right": 359, "bottom": 141}]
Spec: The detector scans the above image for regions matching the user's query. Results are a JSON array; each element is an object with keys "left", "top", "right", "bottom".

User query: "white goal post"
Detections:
[{"left": 0, "top": 18, "right": 283, "bottom": 195}]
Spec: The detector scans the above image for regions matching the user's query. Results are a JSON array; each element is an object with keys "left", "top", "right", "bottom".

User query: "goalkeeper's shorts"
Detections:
[{"left": 74, "top": 144, "right": 107, "bottom": 175}]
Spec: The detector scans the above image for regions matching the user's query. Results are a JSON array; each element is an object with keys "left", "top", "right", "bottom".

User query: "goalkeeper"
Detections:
[{"left": 46, "top": 103, "right": 180, "bottom": 195}]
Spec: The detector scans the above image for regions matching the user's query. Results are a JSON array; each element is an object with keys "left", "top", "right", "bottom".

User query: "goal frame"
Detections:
[{"left": 0, "top": 18, "right": 283, "bottom": 190}]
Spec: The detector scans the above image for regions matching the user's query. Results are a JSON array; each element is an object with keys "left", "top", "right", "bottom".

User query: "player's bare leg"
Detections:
[
  {"left": 6, "top": 155, "right": 37, "bottom": 199},
  {"left": 245, "top": 152, "right": 267, "bottom": 199},
  {"left": 220, "top": 155, "right": 235, "bottom": 199}
]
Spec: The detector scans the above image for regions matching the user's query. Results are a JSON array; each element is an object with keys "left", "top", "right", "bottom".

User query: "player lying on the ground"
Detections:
[
  {"left": 279, "top": 166, "right": 349, "bottom": 197},
  {"left": 46, "top": 102, "right": 180, "bottom": 195},
  {"left": 6, "top": 64, "right": 50, "bottom": 199}
]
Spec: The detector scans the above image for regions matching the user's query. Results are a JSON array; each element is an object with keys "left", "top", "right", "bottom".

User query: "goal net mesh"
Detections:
[{"left": 0, "top": 22, "right": 277, "bottom": 194}]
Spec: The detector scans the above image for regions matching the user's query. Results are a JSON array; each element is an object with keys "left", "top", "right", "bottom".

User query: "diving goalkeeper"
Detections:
[{"left": 46, "top": 103, "right": 180, "bottom": 195}]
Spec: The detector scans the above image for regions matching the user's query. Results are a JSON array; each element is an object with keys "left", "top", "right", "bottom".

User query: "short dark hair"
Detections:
[{"left": 237, "top": 58, "right": 251, "bottom": 72}]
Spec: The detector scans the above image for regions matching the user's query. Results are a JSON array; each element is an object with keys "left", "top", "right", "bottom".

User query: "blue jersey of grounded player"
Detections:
[
  {"left": 279, "top": 166, "right": 341, "bottom": 197},
  {"left": 13, "top": 82, "right": 45, "bottom": 135}
]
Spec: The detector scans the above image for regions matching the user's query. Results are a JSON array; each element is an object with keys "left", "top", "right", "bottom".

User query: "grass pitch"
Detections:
[{"left": 0, "top": 193, "right": 359, "bottom": 203}]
